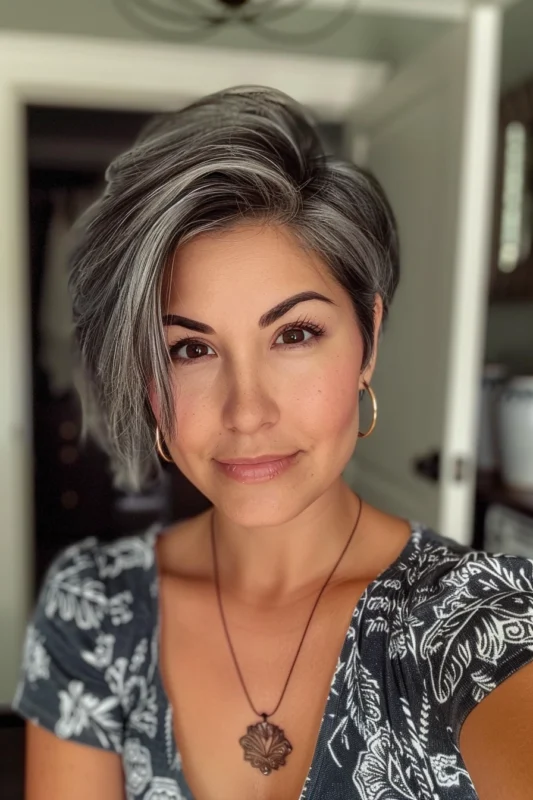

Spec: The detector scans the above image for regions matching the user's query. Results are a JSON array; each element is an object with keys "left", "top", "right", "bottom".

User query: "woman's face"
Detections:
[{"left": 157, "top": 223, "right": 378, "bottom": 527}]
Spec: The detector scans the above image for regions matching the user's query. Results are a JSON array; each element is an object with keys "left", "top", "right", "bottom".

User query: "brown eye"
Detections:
[
  {"left": 276, "top": 327, "right": 314, "bottom": 346},
  {"left": 171, "top": 340, "right": 215, "bottom": 362},
  {"left": 282, "top": 329, "right": 306, "bottom": 344},
  {"left": 185, "top": 343, "right": 209, "bottom": 359}
]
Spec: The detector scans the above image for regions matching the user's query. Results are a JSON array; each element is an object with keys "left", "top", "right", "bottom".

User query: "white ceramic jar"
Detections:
[{"left": 499, "top": 376, "right": 533, "bottom": 490}]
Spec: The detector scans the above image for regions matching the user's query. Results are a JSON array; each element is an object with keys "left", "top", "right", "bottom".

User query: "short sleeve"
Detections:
[
  {"left": 12, "top": 538, "right": 129, "bottom": 754},
  {"left": 409, "top": 549, "right": 533, "bottom": 742}
]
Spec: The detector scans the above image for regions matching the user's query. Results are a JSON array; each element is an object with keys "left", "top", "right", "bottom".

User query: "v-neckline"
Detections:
[{"left": 148, "top": 521, "right": 418, "bottom": 800}]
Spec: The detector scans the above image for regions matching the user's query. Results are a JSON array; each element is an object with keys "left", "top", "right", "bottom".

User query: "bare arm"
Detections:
[
  {"left": 25, "top": 722, "right": 125, "bottom": 800},
  {"left": 459, "top": 661, "right": 533, "bottom": 800}
]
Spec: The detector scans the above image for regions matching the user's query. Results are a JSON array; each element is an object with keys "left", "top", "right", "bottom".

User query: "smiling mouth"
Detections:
[
  {"left": 216, "top": 453, "right": 299, "bottom": 465},
  {"left": 214, "top": 452, "right": 301, "bottom": 483}
]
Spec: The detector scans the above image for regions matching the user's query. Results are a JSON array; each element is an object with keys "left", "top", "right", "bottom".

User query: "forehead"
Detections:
[{"left": 163, "top": 223, "right": 340, "bottom": 311}]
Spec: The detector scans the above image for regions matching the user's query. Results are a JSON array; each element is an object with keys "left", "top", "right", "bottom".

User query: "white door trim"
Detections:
[
  {"left": 440, "top": 4, "right": 503, "bottom": 543},
  {"left": 346, "top": 6, "right": 503, "bottom": 545}
]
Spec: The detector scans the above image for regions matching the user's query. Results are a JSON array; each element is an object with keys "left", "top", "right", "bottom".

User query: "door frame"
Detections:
[
  {"left": 439, "top": 5, "right": 503, "bottom": 541},
  {"left": 347, "top": 5, "right": 503, "bottom": 543}
]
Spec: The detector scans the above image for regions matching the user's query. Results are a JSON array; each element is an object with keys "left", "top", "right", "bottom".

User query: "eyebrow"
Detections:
[{"left": 162, "top": 291, "right": 336, "bottom": 334}]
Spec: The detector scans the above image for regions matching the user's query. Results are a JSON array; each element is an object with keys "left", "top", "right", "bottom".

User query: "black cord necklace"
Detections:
[{"left": 210, "top": 497, "right": 363, "bottom": 776}]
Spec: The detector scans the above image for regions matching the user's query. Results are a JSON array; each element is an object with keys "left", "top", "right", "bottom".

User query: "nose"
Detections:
[{"left": 221, "top": 364, "right": 280, "bottom": 434}]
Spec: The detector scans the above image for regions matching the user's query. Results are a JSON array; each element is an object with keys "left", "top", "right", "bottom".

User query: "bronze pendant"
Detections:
[{"left": 239, "top": 718, "right": 293, "bottom": 775}]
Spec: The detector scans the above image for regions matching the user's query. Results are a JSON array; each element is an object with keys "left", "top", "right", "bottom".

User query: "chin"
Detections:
[{"left": 211, "top": 488, "right": 313, "bottom": 530}]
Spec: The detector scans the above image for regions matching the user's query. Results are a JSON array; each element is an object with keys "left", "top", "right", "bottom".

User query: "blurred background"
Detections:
[{"left": 1, "top": 1, "right": 533, "bottom": 795}]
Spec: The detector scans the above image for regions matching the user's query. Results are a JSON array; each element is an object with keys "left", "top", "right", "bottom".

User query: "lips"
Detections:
[
  {"left": 214, "top": 452, "right": 301, "bottom": 483},
  {"left": 217, "top": 454, "right": 297, "bottom": 465}
]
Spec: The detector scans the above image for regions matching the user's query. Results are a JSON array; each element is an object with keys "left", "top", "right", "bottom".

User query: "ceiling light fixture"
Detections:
[{"left": 114, "top": 0, "right": 355, "bottom": 44}]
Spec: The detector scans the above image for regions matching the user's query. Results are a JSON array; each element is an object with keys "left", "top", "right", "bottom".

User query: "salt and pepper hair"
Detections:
[{"left": 68, "top": 85, "right": 400, "bottom": 492}]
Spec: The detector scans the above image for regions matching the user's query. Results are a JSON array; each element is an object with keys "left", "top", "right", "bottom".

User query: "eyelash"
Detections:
[{"left": 168, "top": 315, "right": 326, "bottom": 365}]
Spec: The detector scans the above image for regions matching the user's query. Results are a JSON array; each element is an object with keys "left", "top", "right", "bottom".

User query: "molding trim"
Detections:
[
  {"left": 0, "top": 31, "right": 389, "bottom": 121},
  {"left": 313, "top": 0, "right": 518, "bottom": 18},
  {"left": 356, "top": 0, "right": 467, "bottom": 19}
]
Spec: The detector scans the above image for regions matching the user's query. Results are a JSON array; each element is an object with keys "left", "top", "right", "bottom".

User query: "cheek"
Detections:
[
  {"left": 148, "top": 375, "right": 206, "bottom": 453},
  {"left": 171, "top": 381, "right": 213, "bottom": 448},
  {"left": 289, "top": 355, "right": 361, "bottom": 436}
]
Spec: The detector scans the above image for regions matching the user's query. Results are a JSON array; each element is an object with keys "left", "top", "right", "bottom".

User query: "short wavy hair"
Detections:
[{"left": 69, "top": 85, "right": 400, "bottom": 492}]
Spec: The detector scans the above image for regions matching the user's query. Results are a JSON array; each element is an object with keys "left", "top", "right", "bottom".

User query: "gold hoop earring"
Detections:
[
  {"left": 358, "top": 381, "right": 377, "bottom": 439},
  {"left": 155, "top": 426, "right": 173, "bottom": 463}
]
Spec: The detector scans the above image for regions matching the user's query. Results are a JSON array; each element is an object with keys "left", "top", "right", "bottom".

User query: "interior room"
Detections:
[{"left": 1, "top": 1, "right": 533, "bottom": 797}]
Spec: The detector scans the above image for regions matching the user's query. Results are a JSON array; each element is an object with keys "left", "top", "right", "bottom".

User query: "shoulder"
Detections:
[
  {"left": 12, "top": 524, "right": 162, "bottom": 752},
  {"left": 405, "top": 525, "right": 533, "bottom": 616},
  {"left": 39, "top": 525, "right": 160, "bottom": 628},
  {"left": 403, "top": 525, "right": 533, "bottom": 740}
]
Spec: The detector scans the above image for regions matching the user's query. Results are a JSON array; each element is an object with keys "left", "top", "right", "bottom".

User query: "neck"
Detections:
[{"left": 210, "top": 480, "right": 363, "bottom": 602}]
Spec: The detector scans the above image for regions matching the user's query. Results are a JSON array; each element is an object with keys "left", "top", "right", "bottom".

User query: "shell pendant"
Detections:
[{"left": 239, "top": 717, "right": 293, "bottom": 775}]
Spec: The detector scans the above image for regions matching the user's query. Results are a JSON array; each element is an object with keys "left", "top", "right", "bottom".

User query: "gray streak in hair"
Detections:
[{"left": 68, "top": 86, "right": 399, "bottom": 491}]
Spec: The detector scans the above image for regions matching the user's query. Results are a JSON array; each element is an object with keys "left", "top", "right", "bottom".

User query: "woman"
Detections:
[{"left": 13, "top": 86, "right": 533, "bottom": 800}]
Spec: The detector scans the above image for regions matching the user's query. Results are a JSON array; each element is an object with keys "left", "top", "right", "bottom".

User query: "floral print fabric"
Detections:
[{"left": 12, "top": 523, "right": 533, "bottom": 799}]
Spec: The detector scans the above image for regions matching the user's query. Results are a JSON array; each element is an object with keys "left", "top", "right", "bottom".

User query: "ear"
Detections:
[{"left": 360, "top": 295, "right": 384, "bottom": 389}]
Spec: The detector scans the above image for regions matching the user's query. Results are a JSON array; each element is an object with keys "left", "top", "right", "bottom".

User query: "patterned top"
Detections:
[{"left": 12, "top": 522, "right": 533, "bottom": 800}]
